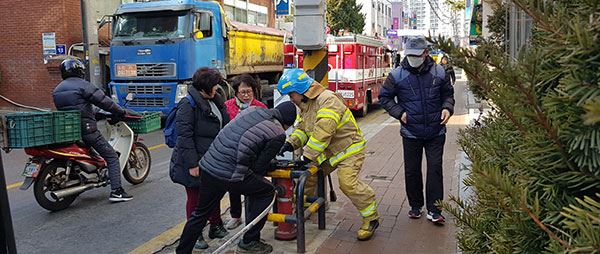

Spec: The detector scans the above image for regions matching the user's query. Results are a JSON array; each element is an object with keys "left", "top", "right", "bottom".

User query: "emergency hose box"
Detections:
[{"left": 294, "top": 0, "right": 327, "bottom": 50}]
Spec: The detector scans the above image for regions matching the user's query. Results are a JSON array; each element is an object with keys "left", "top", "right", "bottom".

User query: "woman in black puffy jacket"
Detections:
[{"left": 169, "top": 67, "right": 230, "bottom": 250}]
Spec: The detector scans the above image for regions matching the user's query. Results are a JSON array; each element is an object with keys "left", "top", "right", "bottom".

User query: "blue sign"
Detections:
[
  {"left": 275, "top": 0, "right": 289, "bottom": 16},
  {"left": 56, "top": 44, "right": 66, "bottom": 55},
  {"left": 386, "top": 29, "right": 398, "bottom": 38}
]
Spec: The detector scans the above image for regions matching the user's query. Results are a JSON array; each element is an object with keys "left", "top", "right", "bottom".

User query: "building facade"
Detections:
[
  {"left": 0, "top": 0, "right": 275, "bottom": 109},
  {"left": 358, "top": 0, "right": 393, "bottom": 37}
]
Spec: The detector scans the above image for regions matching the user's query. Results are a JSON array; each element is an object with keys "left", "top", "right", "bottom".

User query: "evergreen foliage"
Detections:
[
  {"left": 432, "top": 0, "right": 600, "bottom": 252},
  {"left": 326, "top": 0, "right": 366, "bottom": 34}
]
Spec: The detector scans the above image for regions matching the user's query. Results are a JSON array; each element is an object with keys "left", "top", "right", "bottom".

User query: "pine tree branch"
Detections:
[{"left": 520, "top": 200, "right": 572, "bottom": 250}]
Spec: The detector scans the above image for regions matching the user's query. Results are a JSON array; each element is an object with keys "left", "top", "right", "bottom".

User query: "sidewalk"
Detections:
[
  {"left": 153, "top": 81, "right": 469, "bottom": 254},
  {"left": 312, "top": 118, "right": 464, "bottom": 254}
]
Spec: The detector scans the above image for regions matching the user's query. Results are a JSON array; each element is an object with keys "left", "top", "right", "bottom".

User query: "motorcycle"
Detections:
[{"left": 19, "top": 114, "right": 152, "bottom": 211}]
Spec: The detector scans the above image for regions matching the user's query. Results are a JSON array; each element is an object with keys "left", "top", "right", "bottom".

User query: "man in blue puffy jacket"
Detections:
[
  {"left": 379, "top": 37, "right": 455, "bottom": 225},
  {"left": 52, "top": 58, "right": 135, "bottom": 202}
]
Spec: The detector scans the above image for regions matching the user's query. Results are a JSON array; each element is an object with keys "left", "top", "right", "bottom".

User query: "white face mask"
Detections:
[{"left": 407, "top": 55, "right": 425, "bottom": 68}]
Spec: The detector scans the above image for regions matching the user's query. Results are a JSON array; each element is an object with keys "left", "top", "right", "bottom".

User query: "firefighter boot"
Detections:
[{"left": 356, "top": 218, "right": 379, "bottom": 241}]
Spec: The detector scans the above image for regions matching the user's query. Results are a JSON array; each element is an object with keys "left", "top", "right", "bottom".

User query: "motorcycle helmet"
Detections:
[{"left": 60, "top": 58, "right": 86, "bottom": 80}]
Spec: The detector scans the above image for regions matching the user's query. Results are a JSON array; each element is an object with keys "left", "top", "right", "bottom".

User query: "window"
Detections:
[
  {"left": 257, "top": 13, "right": 267, "bottom": 26},
  {"left": 224, "top": 6, "right": 234, "bottom": 20},
  {"left": 113, "top": 10, "right": 189, "bottom": 40},
  {"left": 195, "top": 12, "right": 213, "bottom": 38},
  {"left": 248, "top": 11, "right": 257, "bottom": 25},
  {"left": 235, "top": 8, "right": 247, "bottom": 23}
]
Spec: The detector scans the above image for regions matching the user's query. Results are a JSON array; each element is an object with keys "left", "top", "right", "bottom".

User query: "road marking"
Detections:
[
  {"left": 149, "top": 144, "right": 167, "bottom": 151},
  {"left": 6, "top": 181, "right": 23, "bottom": 190},
  {"left": 129, "top": 221, "right": 186, "bottom": 254},
  {"left": 129, "top": 197, "right": 231, "bottom": 254}
]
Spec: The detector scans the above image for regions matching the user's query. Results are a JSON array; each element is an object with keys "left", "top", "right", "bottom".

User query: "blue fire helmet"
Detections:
[{"left": 277, "top": 68, "right": 314, "bottom": 95}]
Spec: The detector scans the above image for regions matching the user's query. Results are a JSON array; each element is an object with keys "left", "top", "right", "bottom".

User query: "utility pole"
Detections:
[
  {"left": 80, "top": 0, "right": 102, "bottom": 87},
  {"left": 0, "top": 153, "right": 17, "bottom": 254}
]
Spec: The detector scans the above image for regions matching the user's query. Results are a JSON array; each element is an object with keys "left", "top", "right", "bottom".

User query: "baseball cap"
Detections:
[{"left": 405, "top": 37, "right": 428, "bottom": 56}]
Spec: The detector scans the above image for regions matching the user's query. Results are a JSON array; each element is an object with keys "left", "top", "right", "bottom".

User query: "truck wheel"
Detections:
[{"left": 355, "top": 97, "right": 369, "bottom": 117}]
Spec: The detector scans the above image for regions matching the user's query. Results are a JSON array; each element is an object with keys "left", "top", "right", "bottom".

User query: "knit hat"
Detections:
[{"left": 274, "top": 101, "right": 297, "bottom": 126}]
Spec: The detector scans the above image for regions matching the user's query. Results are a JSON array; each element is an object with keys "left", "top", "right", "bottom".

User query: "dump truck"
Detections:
[{"left": 109, "top": 0, "right": 288, "bottom": 114}]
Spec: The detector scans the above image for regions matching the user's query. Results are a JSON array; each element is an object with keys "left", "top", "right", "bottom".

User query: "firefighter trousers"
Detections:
[{"left": 304, "top": 151, "right": 379, "bottom": 221}]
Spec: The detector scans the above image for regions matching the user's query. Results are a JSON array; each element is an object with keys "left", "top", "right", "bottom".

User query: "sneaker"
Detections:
[
  {"left": 408, "top": 207, "right": 422, "bottom": 219},
  {"left": 109, "top": 187, "right": 133, "bottom": 202},
  {"left": 426, "top": 211, "right": 445, "bottom": 225},
  {"left": 236, "top": 239, "right": 273, "bottom": 254},
  {"left": 194, "top": 238, "right": 209, "bottom": 250},
  {"left": 209, "top": 224, "right": 229, "bottom": 239},
  {"left": 226, "top": 217, "right": 243, "bottom": 230}
]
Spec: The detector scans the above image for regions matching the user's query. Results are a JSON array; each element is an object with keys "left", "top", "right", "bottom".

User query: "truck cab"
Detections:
[{"left": 109, "top": 0, "right": 227, "bottom": 114}]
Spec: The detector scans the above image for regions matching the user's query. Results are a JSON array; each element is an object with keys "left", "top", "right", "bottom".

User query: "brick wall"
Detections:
[{"left": 0, "top": 0, "right": 82, "bottom": 109}]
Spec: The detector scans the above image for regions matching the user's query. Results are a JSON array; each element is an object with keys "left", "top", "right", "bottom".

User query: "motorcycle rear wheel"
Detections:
[
  {"left": 34, "top": 161, "right": 77, "bottom": 212},
  {"left": 123, "top": 142, "right": 151, "bottom": 185}
]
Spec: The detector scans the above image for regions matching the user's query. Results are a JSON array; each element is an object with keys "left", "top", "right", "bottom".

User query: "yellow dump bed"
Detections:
[{"left": 226, "top": 21, "right": 289, "bottom": 75}]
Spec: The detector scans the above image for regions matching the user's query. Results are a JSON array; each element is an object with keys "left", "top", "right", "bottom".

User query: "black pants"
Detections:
[
  {"left": 82, "top": 131, "right": 121, "bottom": 190},
  {"left": 176, "top": 172, "right": 275, "bottom": 254},
  {"left": 402, "top": 134, "right": 445, "bottom": 214},
  {"left": 229, "top": 192, "right": 243, "bottom": 218}
]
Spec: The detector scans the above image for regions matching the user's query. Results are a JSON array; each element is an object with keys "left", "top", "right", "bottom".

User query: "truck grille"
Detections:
[
  {"left": 127, "top": 85, "right": 163, "bottom": 94},
  {"left": 136, "top": 63, "right": 175, "bottom": 77},
  {"left": 129, "top": 97, "right": 166, "bottom": 107}
]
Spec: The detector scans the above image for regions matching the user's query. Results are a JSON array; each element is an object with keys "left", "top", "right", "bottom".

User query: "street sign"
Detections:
[
  {"left": 42, "top": 32, "right": 56, "bottom": 55},
  {"left": 275, "top": 0, "right": 289, "bottom": 16},
  {"left": 386, "top": 29, "right": 398, "bottom": 38},
  {"left": 56, "top": 44, "right": 66, "bottom": 55}
]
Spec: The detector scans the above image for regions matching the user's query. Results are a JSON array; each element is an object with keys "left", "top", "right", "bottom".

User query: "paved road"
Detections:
[{"left": 4, "top": 107, "right": 390, "bottom": 254}]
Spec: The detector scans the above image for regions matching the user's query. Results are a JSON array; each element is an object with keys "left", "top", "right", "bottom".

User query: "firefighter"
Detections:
[{"left": 277, "top": 68, "right": 379, "bottom": 241}]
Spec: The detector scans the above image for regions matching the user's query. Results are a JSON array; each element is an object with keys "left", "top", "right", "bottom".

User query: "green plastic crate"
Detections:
[
  {"left": 52, "top": 111, "right": 82, "bottom": 144},
  {"left": 127, "top": 112, "right": 161, "bottom": 134},
  {"left": 5, "top": 112, "right": 54, "bottom": 148}
]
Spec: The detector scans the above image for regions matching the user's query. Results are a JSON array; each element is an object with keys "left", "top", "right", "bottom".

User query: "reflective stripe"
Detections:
[
  {"left": 337, "top": 109, "right": 352, "bottom": 129},
  {"left": 329, "top": 140, "right": 366, "bottom": 166},
  {"left": 359, "top": 200, "right": 378, "bottom": 217},
  {"left": 307, "top": 136, "right": 327, "bottom": 153},
  {"left": 282, "top": 81, "right": 292, "bottom": 89},
  {"left": 316, "top": 154, "right": 327, "bottom": 165},
  {"left": 317, "top": 108, "right": 341, "bottom": 124},
  {"left": 291, "top": 129, "right": 308, "bottom": 145}
]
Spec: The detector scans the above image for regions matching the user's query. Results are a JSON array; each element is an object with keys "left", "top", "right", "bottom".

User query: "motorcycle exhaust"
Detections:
[{"left": 50, "top": 182, "right": 106, "bottom": 200}]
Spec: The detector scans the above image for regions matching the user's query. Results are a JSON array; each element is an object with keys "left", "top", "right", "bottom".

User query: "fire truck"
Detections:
[{"left": 284, "top": 34, "right": 392, "bottom": 116}]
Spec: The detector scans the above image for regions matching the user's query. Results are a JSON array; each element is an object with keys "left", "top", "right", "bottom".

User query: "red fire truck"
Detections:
[{"left": 284, "top": 34, "right": 392, "bottom": 116}]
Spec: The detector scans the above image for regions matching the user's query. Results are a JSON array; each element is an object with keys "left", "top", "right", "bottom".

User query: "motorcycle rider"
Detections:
[{"left": 52, "top": 58, "right": 137, "bottom": 202}]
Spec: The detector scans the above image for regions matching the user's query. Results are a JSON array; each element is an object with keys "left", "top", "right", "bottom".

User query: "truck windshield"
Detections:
[{"left": 113, "top": 11, "right": 190, "bottom": 41}]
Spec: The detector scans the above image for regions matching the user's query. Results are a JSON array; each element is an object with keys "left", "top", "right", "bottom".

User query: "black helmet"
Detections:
[{"left": 60, "top": 58, "right": 86, "bottom": 80}]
